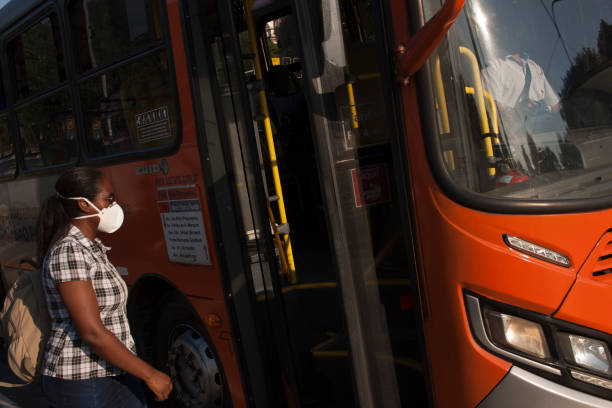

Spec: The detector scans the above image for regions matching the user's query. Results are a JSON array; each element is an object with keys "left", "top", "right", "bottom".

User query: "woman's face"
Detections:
[{"left": 90, "top": 177, "right": 116, "bottom": 212}]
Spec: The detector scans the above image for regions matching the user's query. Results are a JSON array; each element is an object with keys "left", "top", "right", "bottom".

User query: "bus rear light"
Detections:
[
  {"left": 570, "top": 370, "right": 612, "bottom": 390},
  {"left": 503, "top": 234, "right": 571, "bottom": 267},
  {"left": 558, "top": 333, "right": 612, "bottom": 376},
  {"left": 484, "top": 310, "right": 550, "bottom": 360}
]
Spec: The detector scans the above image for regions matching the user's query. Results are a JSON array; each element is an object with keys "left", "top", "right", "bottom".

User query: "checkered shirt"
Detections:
[{"left": 41, "top": 225, "right": 136, "bottom": 379}]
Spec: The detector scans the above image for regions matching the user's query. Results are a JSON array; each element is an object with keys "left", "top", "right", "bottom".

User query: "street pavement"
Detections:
[{"left": 0, "top": 346, "right": 46, "bottom": 408}]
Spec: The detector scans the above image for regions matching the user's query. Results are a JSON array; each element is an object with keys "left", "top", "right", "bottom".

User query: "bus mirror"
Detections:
[{"left": 395, "top": 0, "right": 465, "bottom": 84}]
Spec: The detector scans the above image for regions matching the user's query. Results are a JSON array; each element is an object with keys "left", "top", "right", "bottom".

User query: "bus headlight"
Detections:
[
  {"left": 559, "top": 333, "right": 612, "bottom": 375},
  {"left": 467, "top": 291, "right": 612, "bottom": 395},
  {"left": 485, "top": 310, "right": 550, "bottom": 360}
]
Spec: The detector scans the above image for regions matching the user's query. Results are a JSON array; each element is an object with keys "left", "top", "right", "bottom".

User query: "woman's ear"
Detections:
[{"left": 77, "top": 199, "right": 91, "bottom": 214}]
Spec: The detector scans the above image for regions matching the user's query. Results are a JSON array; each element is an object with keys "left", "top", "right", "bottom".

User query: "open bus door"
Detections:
[
  {"left": 184, "top": 0, "right": 461, "bottom": 406},
  {"left": 278, "top": 2, "right": 429, "bottom": 406}
]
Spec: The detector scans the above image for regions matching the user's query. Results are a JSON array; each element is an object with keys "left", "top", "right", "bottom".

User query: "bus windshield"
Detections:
[{"left": 427, "top": 0, "right": 612, "bottom": 200}]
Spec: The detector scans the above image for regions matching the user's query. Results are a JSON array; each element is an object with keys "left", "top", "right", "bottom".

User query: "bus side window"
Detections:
[
  {"left": 78, "top": 52, "right": 177, "bottom": 157},
  {"left": 0, "top": 115, "right": 15, "bottom": 179},
  {"left": 69, "top": 0, "right": 162, "bottom": 74},
  {"left": 68, "top": 0, "right": 177, "bottom": 157},
  {"left": 68, "top": 0, "right": 178, "bottom": 158},
  {"left": 8, "top": 15, "right": 76, "bottom": 170},
  {"left": 0, "top": 75, "right": 15, "bottom": 179}
]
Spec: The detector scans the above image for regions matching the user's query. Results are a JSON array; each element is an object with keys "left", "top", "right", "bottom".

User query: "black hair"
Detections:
[{"left": 36, "top": 167, "right": 104, "bottom": 263}]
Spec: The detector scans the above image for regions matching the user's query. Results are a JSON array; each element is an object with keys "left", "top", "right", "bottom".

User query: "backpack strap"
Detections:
[
  {"left": 0, "top": 380, "right": 30, "bottom": 387},
  {"left": 18, "top": 259, "right": 38, "bottom": 276}
]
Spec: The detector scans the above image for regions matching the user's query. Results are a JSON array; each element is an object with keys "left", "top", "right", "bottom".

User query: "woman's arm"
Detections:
[{"left": 58, "top": 280, "right": 172, "bottom": 401}]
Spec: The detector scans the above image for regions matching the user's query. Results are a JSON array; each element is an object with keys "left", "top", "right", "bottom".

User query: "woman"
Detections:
[{"left": 36, "top": 167, "right": 172, "bottom": 407}]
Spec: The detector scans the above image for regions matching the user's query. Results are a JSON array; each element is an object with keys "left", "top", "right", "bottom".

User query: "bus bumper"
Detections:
[{"left": 478, "top": 366, "right": 612, "bottom": 408}]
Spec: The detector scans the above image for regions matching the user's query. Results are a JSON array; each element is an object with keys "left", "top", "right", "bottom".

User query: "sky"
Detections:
[
  {"left": 0, "top": 0, "right": 8, "bottom": 9},
  {"left": 461, "top": 0, "right": 611, "bottom": 94}
]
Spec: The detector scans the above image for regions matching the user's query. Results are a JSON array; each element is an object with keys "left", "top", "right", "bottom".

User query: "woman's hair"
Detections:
[{"left": 36, "top": 167, "right": 104, "bottom": 262}]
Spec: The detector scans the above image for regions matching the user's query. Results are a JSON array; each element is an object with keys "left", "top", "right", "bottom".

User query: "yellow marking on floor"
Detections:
[
  {"left": 255, "top": 279, "right": 412, "bottom": 301},
  {"left": 311, "top": 350, "right": 423, "bottom": 371},
  {"left": 311, "top": 332, "right": 338, "bottom": 351}
]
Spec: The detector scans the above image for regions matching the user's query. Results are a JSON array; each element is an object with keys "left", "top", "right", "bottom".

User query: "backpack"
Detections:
[{"left": 0, "top": 259, "right": 50, "bottom": 385}]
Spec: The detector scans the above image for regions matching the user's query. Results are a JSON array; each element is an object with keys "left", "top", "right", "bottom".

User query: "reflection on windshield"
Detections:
[{"left": 427, "top": 0, "right": 612, "bottom": 200}]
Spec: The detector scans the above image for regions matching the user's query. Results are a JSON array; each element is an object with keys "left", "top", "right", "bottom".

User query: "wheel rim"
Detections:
[{"left": 167, "top": 325, "right": 224, "bottom": 407}]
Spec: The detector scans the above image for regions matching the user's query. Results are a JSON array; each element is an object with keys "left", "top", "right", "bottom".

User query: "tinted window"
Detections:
[
  {"left": 78, "top": 51, "right": 177, "bottom": 157},
  {"left": 8, "top": 15, "right": 66, "bottom": 100},
  {"left": 0, "top": 76, "right": 6, "bottom": 110},
  {"left": 69, "top": 0, "right": 162, "bottom": 72},
  {"left": 426, "top": 0, "right": 612, "bottom": 201},
  {"left": 16, "top": 90, "right": 76, "bottom": 169},
  {"left": 0, "top": 115, "right": 15, "bottom": 178}
]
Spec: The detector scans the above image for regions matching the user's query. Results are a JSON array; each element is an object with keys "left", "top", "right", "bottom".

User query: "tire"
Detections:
[{"left": 152, "top": 293, "right": 225, "bottom": 408}]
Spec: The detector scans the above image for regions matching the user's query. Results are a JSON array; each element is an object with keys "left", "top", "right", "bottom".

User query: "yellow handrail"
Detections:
[
  {"left": 433, "top": 56, "right": 455, "bottom": 171},
  {"left": 345, "top": 72, "right": 381, "bottom": 136},
  {"left": 245, "top": 0, "right": 296, "bottom": 283},
  {"left": 346, "top": 79, "right": 359, "bottom": 129},
  {"left": 434, "top": 56, "right": 451, "bottom": 135},
  {"left": 465, "top": 87, "right": 500, "bottom": 143},
  {"left": 483, "top": 90, "right": 500, "bottom": 143},
  {"left": 459, "top": 46, "right": 495, "bottom": 176},
  {"left": 344, "top": 73, "right": 383, "bottom": 130}
]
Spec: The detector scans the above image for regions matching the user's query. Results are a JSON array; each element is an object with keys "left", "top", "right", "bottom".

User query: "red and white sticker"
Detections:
[{"left": 350, "top": 164, "right": 391, "bottom": 208}]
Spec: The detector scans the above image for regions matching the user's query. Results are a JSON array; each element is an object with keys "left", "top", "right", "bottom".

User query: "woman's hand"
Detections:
[
  {"left": 58, "top": 281, "right": 174, "bottom": 401},
  {"left": 145, "top": 369, "right": 173, "bottom": 401}
]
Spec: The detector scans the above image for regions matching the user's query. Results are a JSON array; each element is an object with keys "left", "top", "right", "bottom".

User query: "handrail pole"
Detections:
[{"left": 245, "top": 0, "right": 297, "bottom": 282}]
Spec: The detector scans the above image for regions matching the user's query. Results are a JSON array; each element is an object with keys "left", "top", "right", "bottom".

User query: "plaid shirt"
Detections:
[{"left": 41, "top": 225, "right": 136, "bottom": 379}]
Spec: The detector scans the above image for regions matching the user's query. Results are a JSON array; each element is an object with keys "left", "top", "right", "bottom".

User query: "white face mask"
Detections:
[{"left": 58, "top": 194, "right": 124, "bottom": 233}]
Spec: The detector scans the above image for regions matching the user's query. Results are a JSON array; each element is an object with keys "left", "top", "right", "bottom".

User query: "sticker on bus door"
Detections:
[
  {"left": 157, "top": 185, "right": 211, "bottom": 265},
  {"left": 350, "top": 163, "right": 391, "bottom": 207}
]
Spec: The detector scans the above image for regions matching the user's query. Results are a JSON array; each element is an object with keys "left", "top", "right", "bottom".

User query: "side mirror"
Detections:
[{"left": 395, "top": 0, "right": 465, "bottom": 84}]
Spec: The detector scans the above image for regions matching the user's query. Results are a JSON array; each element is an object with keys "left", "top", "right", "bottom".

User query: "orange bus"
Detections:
[{"left": 1, "top": 0, "right": 611, "bottom": 407}]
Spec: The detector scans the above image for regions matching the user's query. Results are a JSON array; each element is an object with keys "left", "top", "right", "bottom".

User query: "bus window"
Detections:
[
  {"left": 8, "top": 15, "right": 66, "bottom": 100},
  {"left": 69, "top": 0, "right": 162, "bottom": 73},
  {"left": 0, "top": 76, "right": 14, "bottom": 179},
  {"left": 0, "top": 75, "right": 6, "bottom": 111},
  {"left": 0, "top": 115, "right": 15, "bottom": 179},
  {"left": 78, "top": 51, "right": 177, "bottom": 156},
  {"left": 335, "top": 0, "right": 389, "bottom": 150},
  {"left": 427, "top": 0, "right": 612, "bottom": 200},
  {"left": 15, "top": 91, "right": 75, "bottom": 169},
  {"left": 68, "top": 0, "right": 177, "bottom": 158},
  {"left": 8, "top": 15, "right": 75, "bottom": 170}
]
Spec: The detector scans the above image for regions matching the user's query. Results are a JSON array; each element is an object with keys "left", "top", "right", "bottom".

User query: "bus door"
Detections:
[
  {"left": 180, "top": 0, "right": 297, "bottom": 406},
  {"left": 284, "top": 1, "right": 430, "bottom": 406},
  {"left": 226, "top": 0, "right": 429, "bottom": 406},
  {"left": 186, "top": 0, "right": 430, "bottom": 406}
]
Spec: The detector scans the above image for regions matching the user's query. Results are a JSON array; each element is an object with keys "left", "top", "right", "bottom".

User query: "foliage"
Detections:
[{"left": 561, "top": 19, "right": 612, "bottom": 97}]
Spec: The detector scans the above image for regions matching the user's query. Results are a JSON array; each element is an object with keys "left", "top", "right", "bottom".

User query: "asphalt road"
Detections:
[{"left": 0, "top": 346, "right": 46, "bottom": 408}]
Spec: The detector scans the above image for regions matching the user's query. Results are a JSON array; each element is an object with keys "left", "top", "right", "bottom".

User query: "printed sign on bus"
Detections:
[{"left": 350, "top": 163, "right": 391, "bottom": 207}]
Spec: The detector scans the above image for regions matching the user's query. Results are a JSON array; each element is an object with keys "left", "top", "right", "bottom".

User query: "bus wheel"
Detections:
[{"left": 155, "top": 294, "right": 224, "bottom": 408}]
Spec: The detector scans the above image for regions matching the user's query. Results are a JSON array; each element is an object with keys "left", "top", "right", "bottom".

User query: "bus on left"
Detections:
[{"left": 0, "top": 0, "right": 260, "bottom": 407}]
